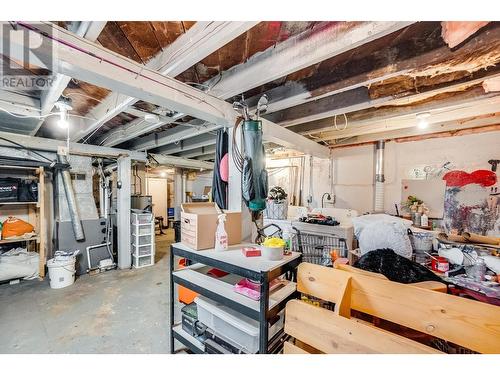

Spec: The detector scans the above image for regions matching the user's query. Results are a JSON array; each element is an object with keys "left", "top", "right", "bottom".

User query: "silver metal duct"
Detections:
[
  {"left": 374, "top": 140, "right": 385, "bottom": 212},
  {"left": 57, "top": 154, "right": 85, "bottom": 241}
]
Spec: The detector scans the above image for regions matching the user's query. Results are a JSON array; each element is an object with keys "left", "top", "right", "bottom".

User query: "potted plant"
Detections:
[{"left": 266, "top": 186, "right": 289, "bottom": 220}]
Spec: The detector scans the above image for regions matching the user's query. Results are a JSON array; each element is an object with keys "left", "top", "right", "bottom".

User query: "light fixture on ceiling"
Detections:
[
  {"left": 416, "top": 112, "right": 431, "bottom": 129},
  {"left": 55, "top": 99, "right": 73, "bottom": 129},
  {"left": 160, "top": 171, "right": 167, "bottom": 177},
  {"left": 144, "top": 113, "right": 160, "bottom": 123}
]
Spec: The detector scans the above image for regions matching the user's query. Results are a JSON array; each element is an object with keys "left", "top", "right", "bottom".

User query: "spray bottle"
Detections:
[{"left": 214, "top": 213, "right": 228, "bottom": 251}]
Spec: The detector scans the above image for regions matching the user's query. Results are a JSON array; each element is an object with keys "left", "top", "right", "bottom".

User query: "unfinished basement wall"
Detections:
[{"left": 331, "top": 131, "right": 500, "bottom": 215}]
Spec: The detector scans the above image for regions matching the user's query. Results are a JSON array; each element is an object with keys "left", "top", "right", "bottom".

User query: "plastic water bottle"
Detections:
[{"left": 282, "top": 229, "right": 291, "bottom": 253}]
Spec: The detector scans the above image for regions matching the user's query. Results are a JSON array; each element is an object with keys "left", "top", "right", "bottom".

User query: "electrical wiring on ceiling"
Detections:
[{"left": 333, "top": 113, "right": 348, "bottom": 131}]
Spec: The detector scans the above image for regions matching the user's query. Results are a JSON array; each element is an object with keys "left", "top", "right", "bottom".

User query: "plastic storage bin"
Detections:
[
  {"left": 132, "top": 225, "right": 152, "bottom": 236},
  {"left": 132, "top": 244, "right": 153, "bottom": 256},
  {"left": 132, "top": 210, "right": 153, "bottom": 225},
  {"left": 133, "top": 254, "right": 153, "bottom": 268},
  {"left": 195, "top": 295, "right": 283, "bottom": 353},
  {"left": 132, "top": 235, "right": 152, "bottom": 246}
]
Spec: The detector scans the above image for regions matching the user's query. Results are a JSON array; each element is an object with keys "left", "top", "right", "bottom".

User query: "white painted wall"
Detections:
[
  {"left": 331, "top": 131, "right": 500, "bottom": 215},
  {"left": 189, "top": 171, "right": 213, "bottom": 196}
]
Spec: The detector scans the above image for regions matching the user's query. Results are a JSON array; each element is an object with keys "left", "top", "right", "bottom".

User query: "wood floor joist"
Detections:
[
  {"left": 71, "top": 21, "right": 258, "bottom": 143},
  {"left": 126, "top": 21, "right": 413, "bottom": 152},
  {"left": 1, "top": 22, "right": 329, "bottom": 158}
]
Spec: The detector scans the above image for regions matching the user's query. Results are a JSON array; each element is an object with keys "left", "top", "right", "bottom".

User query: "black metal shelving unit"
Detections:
[{"left": 169, "top": 242, "right": 302, "bottom": 354}]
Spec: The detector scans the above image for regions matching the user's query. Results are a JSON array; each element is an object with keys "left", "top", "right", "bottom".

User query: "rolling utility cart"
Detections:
[
  {"left": 169, "top": 242, "right": 302, "bottom": 354},
  {"left": 131, "top": 210, "right": 155, "bottom": 268}
]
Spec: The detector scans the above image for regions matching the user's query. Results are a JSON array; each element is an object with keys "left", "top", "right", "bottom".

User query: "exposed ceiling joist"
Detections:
[
  {"left": 247, "top": 23, "right": 500, "bottom": 117},
  {"left": 1, "top": 22, "right": 330, "bottom": 159},
  {"left": 126, "top": 22, "right": 412, "bottom": 152},
  {"left": 149, "top": 153, "right": 214, "bottom": 170},
  {"left": 204, "top": 21, "right": 414, "bottom": 100},
  {"left": 332, "top": 113, "right": 500, "bottom": 147},
  {"left": 317, "top": 93, "right": 500, "bottom": 141},
  {"left": 33, "top": 21, "right": 106, "bottom": 136},
  {"left": 175, "top": 144, "right": 217, "bottom": 159},
  {"left": 157, "top": 133, "right": 216, "bottom": 155},
  {"left": 74, "top": 21, "right": 257, "bottom": 142},
  {"left": 274, "top": 69, "right": 500, "bottom": 129},
  {"left": 2, "top": 22, "right": 238, "bottom": 131},
  {"left": 0, "top": 130, "right": 146, "bottom": 160},
  {"left": 195, "top": 153, "right": 217, "bottom": 161},
  {"left": 261, "top": 118, "right": 330, "bottom": 157},
  {"left": 131, "top": 122, "right": 219, "bottom": 151},
  {"left": 0, "top": 90, "right": 40, "bottom": 117}
]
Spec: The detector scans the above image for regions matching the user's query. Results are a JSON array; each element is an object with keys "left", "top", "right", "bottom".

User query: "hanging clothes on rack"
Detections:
[{"left": 212, "top": 129, "right": 229, "bottom": 209}]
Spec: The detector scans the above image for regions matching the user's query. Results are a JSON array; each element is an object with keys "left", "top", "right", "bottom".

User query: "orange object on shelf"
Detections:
[
  {"left": 2, "top": 216, "right": 34, "bottom": 239},
  {"left": 177, "top": 258, "right": 199, "bottom": 304}
]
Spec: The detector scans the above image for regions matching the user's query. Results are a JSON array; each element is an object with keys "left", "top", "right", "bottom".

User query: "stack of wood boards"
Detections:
[{"left": 284, "top": 263, "right": 500, "bottom": 354}]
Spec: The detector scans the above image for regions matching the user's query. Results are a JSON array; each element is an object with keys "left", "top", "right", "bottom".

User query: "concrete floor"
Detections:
[{"left": 0, "top": 230, "right": 176, "bottom": 354}]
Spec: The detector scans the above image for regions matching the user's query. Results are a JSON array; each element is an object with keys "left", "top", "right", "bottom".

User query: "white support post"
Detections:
[
  {"left": 117, "top": 156, "right": 131, "bottom": 269},
  {"left": 173, "top": 168, "right": 183, "bottom": 221}
]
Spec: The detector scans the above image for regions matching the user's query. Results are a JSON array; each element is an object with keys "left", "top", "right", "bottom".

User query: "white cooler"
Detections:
[{"left": 195, "top": 295, "right": 283, "bottom": 353}]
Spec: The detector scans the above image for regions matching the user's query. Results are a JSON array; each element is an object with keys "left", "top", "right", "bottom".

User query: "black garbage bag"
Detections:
[{"left": 353, "top": 249, "right": 442, "bottom": 284}]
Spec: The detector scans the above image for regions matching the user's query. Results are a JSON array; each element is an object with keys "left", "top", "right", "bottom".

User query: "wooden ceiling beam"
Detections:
[
  {"left": 203, "top": 21, "right": 413, "bottom": 100},
  {"left": 149, "top": 153, "right": 214, "bottom": 170},
  {"left": 33, "top": 21, "right": 106, "bottom": 135},
  {"left": 332, "top": 114, "right": 500, "bottom": 147},
  {"left": 269, "top": 66, "right": 500, "bottom": 128},
  {"left": 290, "top": 71, "right": 500, "bottom": 135},
  {"left": 127, "top": 22, "right": 412, "bottom": 152},
  {"left": 70, "top": 21, "right": 257, "bottom": 142},
  {"left": 246, "top": 23, "right": 500, "bottom": 117},
  {"left": 156, "top": 133, "right": 216, "bottom": 155},
  {"left": 175, "top": 144, "right": 217, "bottom": 159},
  {"left": 316, "top": 92, "right": 500, "bottom": 142}
]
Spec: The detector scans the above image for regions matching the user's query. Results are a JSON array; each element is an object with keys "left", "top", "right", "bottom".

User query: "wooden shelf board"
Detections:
[
  {"left": 0, "top": 201, "right": 38, "bottom": 205},
  {"left": 0, "top": 236, "right": 39, "bottom": 244}
]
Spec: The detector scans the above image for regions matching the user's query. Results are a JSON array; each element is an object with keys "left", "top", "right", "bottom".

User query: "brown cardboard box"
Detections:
[{"left": 180, "top": 202, "right": 242, "bottom": 250}]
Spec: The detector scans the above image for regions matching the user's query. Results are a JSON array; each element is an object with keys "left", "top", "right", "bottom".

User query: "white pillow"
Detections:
[
  {"left": 358, "top": 221, "right": 413, "bottom": 259},
  {"left": 352, "top": 214, "right": 412, "bottom": 238}
]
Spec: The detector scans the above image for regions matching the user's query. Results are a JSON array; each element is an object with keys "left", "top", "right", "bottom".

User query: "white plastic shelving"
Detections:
[{"left": 131, "top": 210, "right": 155, "bottom": 268}]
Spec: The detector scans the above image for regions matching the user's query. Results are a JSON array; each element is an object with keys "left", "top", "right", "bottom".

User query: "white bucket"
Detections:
[
  {"left": 261, "top": 246, "right": 284, "bottom": 261},
  {"left": 47, "top": 257, "right": 76, "bottom": 289}
]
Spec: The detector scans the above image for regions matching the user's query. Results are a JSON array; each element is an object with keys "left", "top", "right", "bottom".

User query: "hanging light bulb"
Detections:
[
  {"left": 58, "top": 109, "right": 69, "bottom": 128},
  {"left": 55, "top": 98, "right": 73, "bottom": 129},
  {"left": 416, "top": 112, "right": 431, "bottom": 129}
]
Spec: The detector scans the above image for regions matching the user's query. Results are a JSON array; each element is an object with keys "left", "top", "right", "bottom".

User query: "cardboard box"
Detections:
[{"left": 181, "top": 202, "right": 242, "bottom": 250}]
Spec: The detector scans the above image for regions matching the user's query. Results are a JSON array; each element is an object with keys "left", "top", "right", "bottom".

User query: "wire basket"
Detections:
[{"left": 292, "top": 227, "right": 348, "bottom": 267}]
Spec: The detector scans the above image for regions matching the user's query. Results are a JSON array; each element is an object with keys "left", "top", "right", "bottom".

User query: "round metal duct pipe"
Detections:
[{"left": 374, "top": 140, "right": 385, "bottom": 212}]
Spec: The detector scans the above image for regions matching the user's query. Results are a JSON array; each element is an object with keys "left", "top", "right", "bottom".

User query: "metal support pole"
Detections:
[
  {"left": 169, "top": 244, "right": 175, "bottom": 354},
  {"left": 259, "top": 272, "right": 270, "bottom": 354},
  {"left": 117, "top": 156, "right": 131, "bottom": 269},
  {"left": 173, "top": 168, "right": 183, "bottom": 220}
]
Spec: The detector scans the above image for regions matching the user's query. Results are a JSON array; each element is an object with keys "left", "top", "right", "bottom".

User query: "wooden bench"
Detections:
[{"left": 284, "top": 263, "right": 500, "bottom": 354}]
